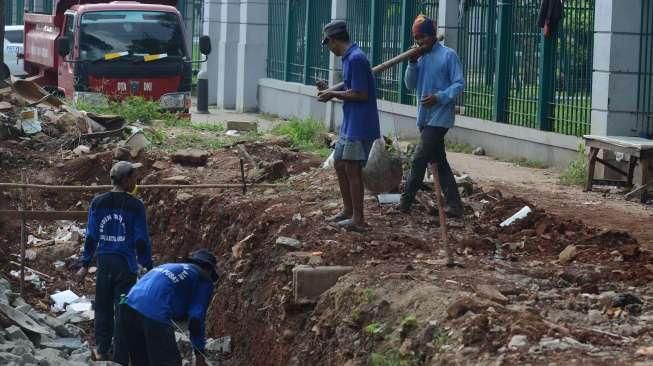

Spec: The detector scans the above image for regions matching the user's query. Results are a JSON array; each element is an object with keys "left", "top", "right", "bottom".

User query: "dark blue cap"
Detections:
[{"left": 189, "top": 249, "right": 219, "bottom": 283}]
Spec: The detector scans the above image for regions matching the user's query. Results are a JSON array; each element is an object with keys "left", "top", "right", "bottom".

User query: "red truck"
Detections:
[{"left": 22, "top": 0, "right": 210, "bottom": 110}]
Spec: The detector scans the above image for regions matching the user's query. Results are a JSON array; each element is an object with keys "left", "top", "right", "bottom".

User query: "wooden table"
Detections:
[{"left": 583, "top": 135, "right": 653, "bottom": 203}]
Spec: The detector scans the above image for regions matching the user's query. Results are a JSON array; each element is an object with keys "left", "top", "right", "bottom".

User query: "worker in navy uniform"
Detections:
[
  {"left": 77, "top": 161, "right": 153, "bottom": 361},
  {"left": 113, "top": 249, "right": 219, "bottom": 366}
]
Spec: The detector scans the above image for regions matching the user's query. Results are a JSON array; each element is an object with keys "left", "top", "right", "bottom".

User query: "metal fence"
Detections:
[
  {"left": 177, "top": 0, "right": 205, "bottom": 80},
  {"left": 266, "top": 0, "right": 333, "bottom": 85},
  {"left": 637, "top": 0, "right": 653, "bottom": 137},
  {"left": 266, "top": 0, "right": 595, "bottom": 137},
  {"left": 457, "top": 0, "right": 594, "bottom": 136},
  {"left": 346, "top": 0, "right": 439, "bottom": 103}
]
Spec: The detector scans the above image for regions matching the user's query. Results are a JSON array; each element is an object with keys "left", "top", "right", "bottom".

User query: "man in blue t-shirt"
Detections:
[
  {"left": 113, "top": 249, "right": 219, "bottom": 366},
  {"left": 317, "top": 20, "right": 381, "bottom": 231},
  {"left": 77, "top": 160, "right": 153, "bottom": 361}
]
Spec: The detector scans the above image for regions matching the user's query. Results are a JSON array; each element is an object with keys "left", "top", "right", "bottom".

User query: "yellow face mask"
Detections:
[{"left": 129, "top": 185, "right": 139, "bottom": 196}]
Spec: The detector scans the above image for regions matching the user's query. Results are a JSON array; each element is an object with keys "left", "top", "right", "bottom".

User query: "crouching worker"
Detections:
[{"left": 113, "top": 249, "right": 219, "bottom": 366}]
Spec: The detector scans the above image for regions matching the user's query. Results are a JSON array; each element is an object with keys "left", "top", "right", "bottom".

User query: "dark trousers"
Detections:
[
  {"left": 403, "top": 126, "right": 462, "bottom": 208},
  {"left": 114, "top": 304, "right": 182, "bottom": 366},
  {"left": 95, "top": 255, "right": 136, "bottom": 355}
]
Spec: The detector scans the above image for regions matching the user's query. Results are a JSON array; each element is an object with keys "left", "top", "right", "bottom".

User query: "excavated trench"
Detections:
[{"left": 1, "top": 140, "right": 652, "bottom": 365}]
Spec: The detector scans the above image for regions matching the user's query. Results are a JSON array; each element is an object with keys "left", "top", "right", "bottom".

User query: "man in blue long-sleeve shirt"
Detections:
[
  {"left": 113, "top": 249, "right": 219, "bottom": 366},
  {"left": 400, "top": 15, "right": 466, "bottom": 217},
  {"left": 77, "top": 160, "right": 153, "bottom": 360}
]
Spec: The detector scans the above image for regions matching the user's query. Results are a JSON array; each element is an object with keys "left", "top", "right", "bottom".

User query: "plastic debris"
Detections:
[
  {"left": 499, "top": 206, "right": 532, "bottom": 227},
  {"left": 50, "top": 290, "right": 79, "bottom": 312}
]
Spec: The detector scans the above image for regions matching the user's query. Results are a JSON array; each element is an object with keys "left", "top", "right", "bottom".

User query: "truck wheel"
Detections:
[{"left": 1, "top": 63, "right": 9, "bottom": 80}]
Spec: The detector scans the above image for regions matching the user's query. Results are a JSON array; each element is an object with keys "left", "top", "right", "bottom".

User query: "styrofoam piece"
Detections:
[{"left": 499, "top": 206, "right": 532, "bottom": 227}]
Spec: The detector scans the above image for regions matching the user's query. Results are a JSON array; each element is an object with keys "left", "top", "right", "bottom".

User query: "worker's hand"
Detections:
[
  {"left": 317, "top": 90, "right": 334, "bottom": 103},
  {"left": 420, "top": 94, "right": 438, "bottom": 108},
  {"left": 76, "top": 266, "right": 89, "bottom": 284},
  {"left": 195, "top": 351, "right": 208, "bottom": 366},
  {"left": 315, "top": 79, "right": 328, "bottom": 91}
]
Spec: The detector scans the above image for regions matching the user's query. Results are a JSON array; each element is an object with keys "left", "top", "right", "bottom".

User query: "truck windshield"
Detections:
[{"left": 79, "top": 11, "right": 185, "bottom": 61}]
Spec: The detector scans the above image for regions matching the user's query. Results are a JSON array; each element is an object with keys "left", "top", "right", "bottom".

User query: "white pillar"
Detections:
[
  {"left": 437, "top": 0, "right": 461, "bottom": 50},
  {"left": 325, "top": 0, "right": 348, "bottom": 132},
  {"left": 591, "top": 0, "right": 642, "bottom": 136},
  {"left": 202, "top": 0, "right": 220, "bottom": 104},
  {"left": 235, "top": 0, "right": 269, "bottom": 112},
  {"left": 216, "top": 1, "right": 240, "bottom": 110}
]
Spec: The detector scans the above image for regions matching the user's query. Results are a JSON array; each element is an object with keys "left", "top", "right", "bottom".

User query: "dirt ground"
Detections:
[
  {"left": 1, "top": 123, "right": 652, "bottom": 365},
  {"left": 447, "top": 152, "right": 653, "bottom": 248}
]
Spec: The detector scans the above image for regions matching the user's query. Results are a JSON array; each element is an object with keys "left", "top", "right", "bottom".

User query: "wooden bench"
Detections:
[{"left": 583, "top": 135, "right": 653, "bottom": 203}]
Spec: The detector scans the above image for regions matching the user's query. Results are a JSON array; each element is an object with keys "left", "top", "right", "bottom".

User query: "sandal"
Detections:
[
  {"left": 328, "top": 212, "right": 351, "bottom": 222},
  {"left": 336, "top": 219, "right": 367, "bottom": 232}
]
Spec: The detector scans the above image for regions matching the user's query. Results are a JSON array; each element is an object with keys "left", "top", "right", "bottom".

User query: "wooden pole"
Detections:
[
  {"left": 429, "top": 163, "right": 454, "bottom": 266},
  {"left": 325, "top": 46, "right": 427, "bottom": 92},
  {"left": 0, "top": 182, "right": 285, "bottom": 191},
  {"left": 323, "top": 37, "right": 443, "bottom": 92},
  {"left": 20, "top": 218, "right": 25, "bottom": 296}
]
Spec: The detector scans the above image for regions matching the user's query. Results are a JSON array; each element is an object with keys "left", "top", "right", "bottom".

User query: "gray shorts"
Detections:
[{"left": 333, "top": 137, "right": 374, "bottom": 163}]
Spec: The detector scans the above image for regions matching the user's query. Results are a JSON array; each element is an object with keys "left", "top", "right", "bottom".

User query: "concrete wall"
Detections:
[{"left": 259, "top": 78, "right": 580, "bottom": 169}]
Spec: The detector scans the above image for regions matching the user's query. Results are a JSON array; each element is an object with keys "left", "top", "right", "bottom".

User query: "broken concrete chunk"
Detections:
[
  {"left": 276, "top": 236, "right": 302, "bottom": 249},
  {"left": 476, "top": 284, "right": 509, "bottom": 305},
  {"left": 508, "top": 334, "right": 528, "bottom": 350},
  {"left": 5, "top": 325, "right": 29, "bottom": 342},
  {"left": 205, "top": 336, "right": 232, "bottom": 354},
  {"left": 226, "top": 120, "right": 257, "bottom": 132},
  {"left": 558, "top": 245, "right": 578, "bottom": 264},
  {"left": 152, "top": 161, "right": 170, "bottom": 170},
  {"left": 0, "top": 352, "right": 22, "bottom": 364},
  {"left": 171, "top": 149, "right": 210, "bottom": 166},
  {"left": 73, "top": 145, "right": 91, "bottom": 156},
  {"left": 292, "top": 265, "right": 353, "bottom": 303},
  {"left": 175, "top": 192, "right": 194, "bottom": 202}
]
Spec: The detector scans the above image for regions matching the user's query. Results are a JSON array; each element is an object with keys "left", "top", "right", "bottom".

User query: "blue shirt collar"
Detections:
[{"left": 342, "top": 43, "right": 358, "bottom": 60}]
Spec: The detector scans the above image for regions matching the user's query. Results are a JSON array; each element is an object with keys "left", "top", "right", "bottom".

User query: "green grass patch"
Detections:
[
  {"left": 506, "top": 157, "right": 549, "bottom": 169},
  {"left": 370, "top": 350, "right": 414, "bottom": 366},
  {"left": 364, "top": 322, "right": 386, "bottom": 336},
  {"left": 560, "top": 143, "right": 588, "bottom": 186},
  {"left": 166, "top": 133, "right": 228, "bottom": 151},
  {"left": 189, "top": 122, "right": 226, "bottom": 133},
  {"left": 271, "top": 118, "right": 330, "bottom": 157},
  {"left": 445, "top": 140, "right": 475, "bottom": 154},
  {"left": 74, "top": 96, "right": 180, "bottom": 125},
  {"left": 362, "top": 288, "right": 375, "bottom": 304}
]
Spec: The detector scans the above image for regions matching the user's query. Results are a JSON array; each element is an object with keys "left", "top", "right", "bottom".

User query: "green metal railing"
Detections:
[
  {"left": 346, "top": 0, "right": 439, "bottom": 103},
  {"left": 266, "top": 0, "right": 595, "bottom": 137},
  {"left": 458, "top": 0, "right": 594, "bottom": 136},
  {"left": 551, "top": 0, "right": 594, "bottom": 136},
  {"left": 266, "top": 0, "right": 332, "bottom": 85},
  {"left": 637, "top": 0, "right": 653, "bottom": 137},
  {"left": 457, "top": 0, "right": 496, "bottom": 120},
  {"left": 267, "top": 0, "right": 288, "bottom": 80}
]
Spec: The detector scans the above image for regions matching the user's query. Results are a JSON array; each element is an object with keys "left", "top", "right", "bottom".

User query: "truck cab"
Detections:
[{"left": 23, "top": 0, "right": 210, "bottom": 110}]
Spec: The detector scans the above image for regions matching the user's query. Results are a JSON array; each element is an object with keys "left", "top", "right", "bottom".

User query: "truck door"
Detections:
[{"left": 58, "top": 13, "right": 76, "bottom": 99}]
